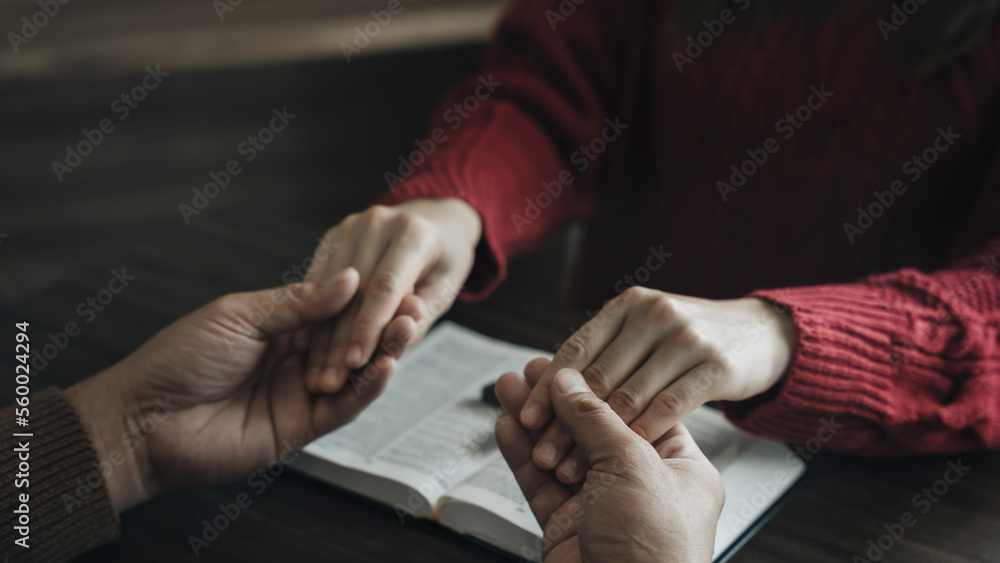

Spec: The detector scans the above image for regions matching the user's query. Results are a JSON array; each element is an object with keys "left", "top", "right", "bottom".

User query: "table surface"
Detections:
[{"left": 4, "top": 212, "right": 1000, "bottom": 563}]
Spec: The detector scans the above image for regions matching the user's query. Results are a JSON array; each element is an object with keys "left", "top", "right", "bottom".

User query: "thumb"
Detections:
[
  {"left": 550, "top": 368, "right": 644, "bottom": 467},
  {"left": 225, "top": 268, "right": 359, "bottom": 339}
]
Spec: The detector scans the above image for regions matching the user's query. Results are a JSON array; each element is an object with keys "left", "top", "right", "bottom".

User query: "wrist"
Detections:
[
  {"left": 754, "top": 297, "right": 797, "bottom": 392},
  {"left": 65, "top": 362, "right": 154, "bottom": 513},
  {"left": 440, "top": 197, "right": 482, "bottom": 247}
]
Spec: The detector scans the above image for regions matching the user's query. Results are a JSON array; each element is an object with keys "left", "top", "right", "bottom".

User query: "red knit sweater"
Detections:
[{"left": 382, "top": 0, "right": 1000, "bottom": 456}]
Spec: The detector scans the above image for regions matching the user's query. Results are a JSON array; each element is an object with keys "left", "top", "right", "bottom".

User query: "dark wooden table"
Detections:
[{"left": 4, "top": 212, "right": 1000, "bottom": 563}]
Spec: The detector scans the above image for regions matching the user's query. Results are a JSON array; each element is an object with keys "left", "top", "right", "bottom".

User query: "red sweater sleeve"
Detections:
[
  {"left": 379, "top": 0, "right": 639, "bottom": 299},
  {"left": 721, "top": 234, "right": 1000, "bottom": 456}
]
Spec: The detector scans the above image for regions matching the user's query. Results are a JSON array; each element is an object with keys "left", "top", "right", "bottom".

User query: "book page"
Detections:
[
  {"left": 438, "top": 454, "right": 545, "bottom": 563},
  {"left": 683, "top": 406, "right": 758, "bottom": 471},
  {"left": 686, "top": 407, "right": 807, "bottom": 560},
  {"left": 303, "top": 322, "right": 546, "bottom": 514}
]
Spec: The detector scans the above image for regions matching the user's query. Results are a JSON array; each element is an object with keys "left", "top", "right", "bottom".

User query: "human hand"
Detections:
[
  {"left": 303, "top": 198, "right": 481, "bottom": 394},
  {"left": 520, "top": 287, "right": 795, "bottom": 483},
  {"left": 65, "top": 268, "right": 414, "bottom": 512},
  {"left": 495, "top": 364, "right": 724, "bottom": 563}
]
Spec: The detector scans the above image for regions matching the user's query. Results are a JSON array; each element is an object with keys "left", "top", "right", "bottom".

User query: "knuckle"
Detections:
[
  {"left": 353, "top": 316, "right": 380, "bottom": 338},
  {"left": 647, "top": 295, "right": 679, "bottom": 323},
  {"left": 574, "top": 395, "right": 610, "bottom": 418},
  {"left": 676, "top": 325, "right": 708, "bottom": 351},
  {"left": 558, "top": 335, "right": 590, "bottom": 365},
  {"left": 365, "top": 270, "right": 400, "bottom": 297},
  {"left": 214, "top": 293, "right": 244, "bottom": 316},
  {"left": 607, "top": 387, "right": 643, "bottom": 417},
  {"left": 363, "top": 204, "right": 390, "bottom": 222},
  {"left": 652, "top": 390, "right": 685, "bottom": 416},
  {"left": 396, "top": 212, "right": 432, "bottom": 234},
  {"left": 285, "top": 282, "right": 308, "bottom": 302},
  {"left": 581, "top": 360, "right": 614, "bottom": 397},
  {"left": 341, "top": 213, "right": 360, "bottom": 231},
  {"left": 617, "top": 285, "right": 646, "bottom": 305}
]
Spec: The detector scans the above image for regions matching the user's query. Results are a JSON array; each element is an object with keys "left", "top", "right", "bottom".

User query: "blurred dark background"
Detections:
[
  {"left": 0, "top": 0, "right": 505, "bottom": 305},
  {"left": 0, "top": 0, "right": 582, "bottom": 401}
]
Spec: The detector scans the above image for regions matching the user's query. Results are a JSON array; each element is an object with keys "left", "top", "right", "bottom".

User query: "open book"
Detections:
[{"left": 297, "top": 322, "right": 807, "bottom": 562}]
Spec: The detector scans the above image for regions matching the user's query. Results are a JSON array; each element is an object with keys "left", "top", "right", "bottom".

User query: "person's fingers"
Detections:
[
  {"left": 604, "top": 335, "right": 706, "bottom": 426},
  {"left": 396, "top": 294, "right": 427, "bottom": 325},
  {"left": 301, "top": 235, "right": 353, "bottom": 391},
  {"left": 409, "top": 274, "right": 462, "bottom": 340},
  {"left": 549, "top": 368, "right": 649, "bottom": 469},
  {"left": 629, "top": 363, "right": 715, "bottom": 442},
  {"left": 520, "top": 303, "right": 628, "bottom": 430},
  {"left": 496, "top": 416, "right": 574, "bottom": 535},
  {"left": 293, "top": 324, "right": 313, "bottom": 353},
  {"left": 523, "top": 357, "right": 550, "bottom": 387},
  {"left": 651, "top": 422, "right": 709, "bottom": 463},
  {"left": 219, "top": 268, "right": 359, "bottom": 340},
  {"left": 347, "top": 234, "right": 435, "bottom": 369},
  {"left": 554, "top": 339, "right": 706, "bottom": 482},
  {"left": 318, "top": 301, "right": 362, "bottom": 394},
  {"left": 495, "top": 372, "right": 532, "bottom": 418},
  {"left": 312, "top": 352, "right": 398, "bottom": 434},
  {"left": 376, "top": 315, "right": 417, "bottom": 361},
  {"left": 305, "top": 323, "right": 335, "bottom": 392},
  {"left": 534, "top": 327, "right": 654, "bottom": 470}
]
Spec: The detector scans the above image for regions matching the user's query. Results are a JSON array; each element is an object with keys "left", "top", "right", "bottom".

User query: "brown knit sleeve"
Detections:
[{"left": 1, "top": 388, "right": 120, "bottom": 562}]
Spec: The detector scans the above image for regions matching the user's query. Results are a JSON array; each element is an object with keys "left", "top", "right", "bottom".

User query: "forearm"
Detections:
[
  {"left": 1, "top": 388, "right": 120, "bottom": 562},
  {"left": 381, "top": 0, "right": 636, "bottom": 298}
]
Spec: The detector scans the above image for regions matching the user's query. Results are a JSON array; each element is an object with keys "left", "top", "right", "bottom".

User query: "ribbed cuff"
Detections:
[
  {"left": 719, "top": 284, "right": 910, "bottom": 444},
  {"left": 1, "top": 388, "right": 119, "bottom": 562}
]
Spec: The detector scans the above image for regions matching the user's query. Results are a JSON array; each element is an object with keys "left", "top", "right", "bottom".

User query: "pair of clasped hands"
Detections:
[{"left": 74, "top": 199, "right": 795, "bottom": 562}]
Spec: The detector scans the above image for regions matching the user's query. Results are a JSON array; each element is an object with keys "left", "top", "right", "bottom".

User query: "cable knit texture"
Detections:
[
  {"left": 1, "top": 388, "right": 119, "bottom": 562},
  {"left": 381, "top": 0, "right": 1000, "bottom": 454}
]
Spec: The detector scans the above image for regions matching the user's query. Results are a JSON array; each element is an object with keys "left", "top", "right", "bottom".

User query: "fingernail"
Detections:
[
  {"left": 536, "top": 443, "right": 557, "bottom": 466},
  {"left": 347, "top": 344, "right": 363, "bottom": 366},
  {"left": 554, "top": 369, "right": 589, "bottom": 395},
  {"left": 561, "top": 458, "right": 579, "bottom": 480},
  {"left": 521, "top": 404, "right": 541, "bottom": 427},
  {"left": 321, "top": 367, "right": 341, "bottom": 393}
]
